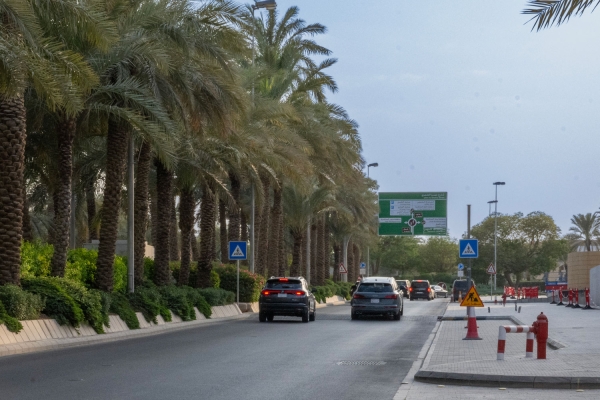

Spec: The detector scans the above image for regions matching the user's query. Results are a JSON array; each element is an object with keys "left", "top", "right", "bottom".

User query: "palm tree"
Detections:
[
  {"left": 569, "top": 213, "right": 600, "bottom": 251},
  {"left": 523, "top": 0, "right": 599, "bottom": 30}
]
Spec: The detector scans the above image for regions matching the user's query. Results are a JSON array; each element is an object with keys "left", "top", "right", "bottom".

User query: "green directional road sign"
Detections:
[{"left": 378, "top": 192, "right": 447, "bottom": 236}]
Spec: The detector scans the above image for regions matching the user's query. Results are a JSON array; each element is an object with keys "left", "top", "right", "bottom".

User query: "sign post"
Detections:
[
  {"left": 486, "top": 263, "right": 496, "bottom": 298},
  {"left": 378, "top": 192, "right": 448, "bottom": 236},
  {"left": 229, "top": 241, "right": 247, "bottom": 304},
  {"left": 457, "top": 263, "right": 464, "bottom": 278},
  {"left": 359, "top": 262, "right": 366, "bottom": 276}
]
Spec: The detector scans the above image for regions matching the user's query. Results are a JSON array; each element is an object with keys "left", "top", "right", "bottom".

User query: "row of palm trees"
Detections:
[{"left": 0, "top": 0, "right": 377, "bottom": 290}]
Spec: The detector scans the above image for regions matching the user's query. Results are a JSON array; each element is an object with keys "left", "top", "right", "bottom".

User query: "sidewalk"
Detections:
[{"left": 414, "top": 301, "right": 600, "bottom": 389}]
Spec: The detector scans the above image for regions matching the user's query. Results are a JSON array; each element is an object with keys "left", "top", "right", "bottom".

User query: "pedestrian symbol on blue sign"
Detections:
[
  {"left": 459, "top": 239, "right": 478, "bottom": 259},
  {"left": 228, "top": 241, "right": 247, "bottom": 260}
]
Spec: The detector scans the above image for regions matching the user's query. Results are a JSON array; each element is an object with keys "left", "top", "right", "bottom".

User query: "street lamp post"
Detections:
[
  {"left": 249, "top": 0, "right": 276, "bottom": 274},
  {"left": 493, "top": 182, "right": 505, "bottom": 293},
  {"left": 366, "top": 162, "right": 378, "bottom": 277}
]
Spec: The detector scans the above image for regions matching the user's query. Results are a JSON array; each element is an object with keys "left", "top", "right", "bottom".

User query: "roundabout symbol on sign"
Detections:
[{"left": 408, "top": 218, "right": 417, "bottom": 227}]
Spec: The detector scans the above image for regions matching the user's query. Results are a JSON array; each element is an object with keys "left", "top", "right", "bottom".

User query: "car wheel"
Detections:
[
  {"left": 410, "top": 298, "right": 414, "bottom": 301},
  {"left": 267, "top": 314, "right": 274, "bottom": 322},
  {"left": 427, "top": 296, "right": 432, "bottom": 301},
  {"left": 259, "top": 312, "right": 266, "bottom": 322},
  {"left": 302, "top": 308, "right": 309, "bottom": 323},
  {"left": 351, "top": 311, "right": 357, "bottom": 320},
  {"left": 309, "top": 309, "right": 316, "bottom": 322},
  {"left": 400, "top": 306, "right": 403, "bottom": 316},
  {"left": 393, "top": 311, "right": 401, "bottom": 320}
]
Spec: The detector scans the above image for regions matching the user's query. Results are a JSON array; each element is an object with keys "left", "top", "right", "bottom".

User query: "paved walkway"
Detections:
[{"left": 413, "top": 301, "right": 600, "bottom": 389}]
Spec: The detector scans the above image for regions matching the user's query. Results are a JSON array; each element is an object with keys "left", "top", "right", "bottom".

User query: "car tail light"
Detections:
[
  {"left": 353, "top": 294, "right": 365, "bottom": 299},
  {"left": 384, "top": 294, "right": 398, "bottom": 299},
  {"left": 261, "top": 290, "right": 271, "bottom": 296},
  {"left": 427, "top": 288, "right": 431, "bottom": 292},
  {"left": 279, "top": 278, "right": 289, "bottom": 282},
  {"left": 409, "top": 287, "right": 413, "bottom": 292},
  {"left": 294, "top": 291, "right": 305, "bottom": 296}
]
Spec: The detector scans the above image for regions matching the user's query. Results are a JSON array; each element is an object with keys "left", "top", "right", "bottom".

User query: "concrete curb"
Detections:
[
  {"left": 0, "top": 306, "right": 250, "bottom": 359},
  {"left": 416, "top": 313, "right": 575, "bottom": 388}
]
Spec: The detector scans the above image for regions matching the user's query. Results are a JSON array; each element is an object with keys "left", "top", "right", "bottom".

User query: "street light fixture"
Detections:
[
  {"left": 493, "top": 182, "right": 505, "bottom": 294},
  {"left": 249, "top": 0, "right": 276, "bottom": 274},
  {"left": 366, "top": 162, "right": 379, "bottom": 277}
]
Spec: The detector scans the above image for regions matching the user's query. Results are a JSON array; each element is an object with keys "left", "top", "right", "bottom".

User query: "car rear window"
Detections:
[
  {"left": 411, "top": 281, "right": 429, "bottom": 288},
  {"left": 453, "top": 281, "right": 468, "bottom": 289},
  {"left": 358, "top": 283, "right": 393, "bottom": 293},
  {"left": 266, "top": 280, "right": 302, "bottom": 289}
]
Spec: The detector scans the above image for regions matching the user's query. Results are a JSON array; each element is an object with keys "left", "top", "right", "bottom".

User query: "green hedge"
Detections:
[
  {"left": 53, "top": 279, "right": 108, "bottom": 334},
  {"left": 128, "top": 284, "right": 171, "bottom": 324},
  {"left": 311, "top": 280, "right": 353, "bottom": 303},
  {"left": 214, "top": 265, "right": 264, "bottom": 303},
  {"left": 197, "top": 288, "right": 235, "bottom": 306},
  {"left": 109, "top": 292, "right": 140, "bottom": 329},
  {"left": 21, "top": 240, "right": 53, "bottom": 278},
  {"left": 0, "top": 284, "right": 45, "bottom": 320},
  {"left": 22, "top": 277, "right": 85, "bottom": 327},
  {"left": 159, "top": 286, "right": 196, "bottom": 321},
  {"left": 0, "top": 300, "right": 22, "bottom": 333}
]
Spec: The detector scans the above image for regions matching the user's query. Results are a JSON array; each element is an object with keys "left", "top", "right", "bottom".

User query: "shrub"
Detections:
[
  {"left": 144, "top": 258, "right": 155, "bottom": 282},
  {"left": 112, "top": 256, "right": 128, "bottom": 293},
  {"left": 20, "top": 241, "right": 53, "bottom": 278},
  {"left": 0, "top": 284, "right": 45, "bottom": 320},
  {"left": 65, "top": 248, "right": 97, "bottom": 285},
  {"left": 0, "top": 300, "right": 22, "bottom": 333},
  {"left": 209, "top": 269, "right": 220, "bottom": 289},
  {"left": 181, "top": 287, "right": 211, "bottom": 318},
  {"left": 198, "top": 288, "right": 235, "bottom": 306},
  {"left": 22, "top": 277, "right": 84, "bottom": 327},
  {"left": 109, "top": 292, "right": 140, "bottom": 329},
  {"left": 53, "top": 279, "right": 108, "bottom": 334},
  {"left": 159, "top": 286, "right": 196, "bottom": 321},
  {"left": 170, "top": 261, "right": 198, "bottom": 286},
  {"left": 128, "top": 284, "right": 171, "bottom": 324},
  {"left": 214, "top": 265, "right": 264, "bottom": 303}
]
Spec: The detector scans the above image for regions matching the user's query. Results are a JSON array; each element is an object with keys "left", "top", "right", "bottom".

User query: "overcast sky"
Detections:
[{"left": 265, "top": 0, "right": 600, "bottom": 239}]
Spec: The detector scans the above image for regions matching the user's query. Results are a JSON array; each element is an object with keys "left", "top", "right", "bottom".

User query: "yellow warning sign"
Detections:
[{"left": 460, "top": 285, "right": 484, "bottom": 307}]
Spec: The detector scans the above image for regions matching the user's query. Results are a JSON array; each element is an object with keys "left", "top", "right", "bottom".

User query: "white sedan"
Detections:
[{"left": 433, "top": 285, "right": 448, "bottom": 298}]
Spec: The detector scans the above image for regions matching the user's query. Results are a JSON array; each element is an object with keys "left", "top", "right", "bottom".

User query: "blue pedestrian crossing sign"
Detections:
[
  {"left": 228, "top": 241, "right": 247, "bottom": 260},
  {"left": 459, "top": 239, "right": 478, "bottom": 259}
]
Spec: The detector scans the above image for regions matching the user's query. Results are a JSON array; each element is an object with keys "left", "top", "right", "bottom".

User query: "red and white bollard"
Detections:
[
  {"left": 584, "top": 287, "right": 592, "bottom": 309},
  {"left": 557, "top": 289, "right": 564, "bottom": 306},
  {"left": 497, "top": 325, "right": 535, "bottom": 360},
  {"left": 566, "top": 289, "right": 574, "bottom": 307},
  {"left": 463, "top": 306, "right": 482, "bottom": 340},
  {"left": 550, "top": 290, "right": 556, "bottom": 304},
  {"left": 573, "top": 288, "right": 581, "bottom": 308}
]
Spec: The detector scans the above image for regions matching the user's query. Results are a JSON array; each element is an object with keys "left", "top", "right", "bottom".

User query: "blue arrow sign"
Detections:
[
  {"left": 228, "top": 241, "right": 247, "bottom": 260},
  {"left": 458, "top": 263, "right": 464, "bottom": 271},
  {"left": 360, "top": 262, "right": 366, "bottom": 269},
  {"left": 459, "top": 239, "right": 478, "bottom": 259}
]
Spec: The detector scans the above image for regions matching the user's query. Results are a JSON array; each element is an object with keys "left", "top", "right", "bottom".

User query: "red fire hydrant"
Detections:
[{"left": 533, "top": 312, "right": 548, "bottom": 360}]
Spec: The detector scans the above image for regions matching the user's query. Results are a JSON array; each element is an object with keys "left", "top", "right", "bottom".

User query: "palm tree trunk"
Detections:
[
  {"left": 133, "top": 141, "right": 152, "bottom": 285},
  {"left": 0, "top": 95, "right": 26, "bottom": 285},
  {"left": 227, "top": 172, "right": 240, "bottom": 242},
  {"left": 153, "top": 159, "right": 172, "bottom": 286},
  {"left": 256, "top": 173, "right": 270, "bottom": 275},
  {"left": 333, "top": 243, "right": 340, "bottom": 282},
  {"left": 50, "top": 113, "right": 76, "bottom": 277},
  {"left": 219, "top": 198, "right": 228, "bottom": 261},
  {"left": 323, "top": 212, "right": 331, "bottom": 281},
  {"left": 96, "top": 120, "right": 129, "bottom": 291},
  {"left": 278, "top": 201, "right": 285, "bottom": 277},
  {"left": 169, "top": 192, "right": 179, "bottom": 261},
  {"left": 290, "top": 230, "right": 303, "bottom": 276},
  {"left": 178, "top": 188, "right": 195, "bottom": 286},
  {"left": 150, "top": 184, "right": 158, "bottom": 246},
  {"left": 85, "top": 177, "right": 97, "bottom": 241},
  {"left": 268, "top": 187, "right": 282, "bottom": 277},
  {"left": 197, "top": 183, "right": 216, "bottom": 287},
  {"left": 191, "top": 229, "right": 199, "bottom": 261},
  {"left": 347, "top": 240, "right": 355, "bottom": 283},
  {"left": 353, "top": 244, "right": 361, "bottom": 279},
  {"left": 315, "top": 214, "right": 325, "bottom": 285},
  {"left": 311, "top": 223, "right": 317, "bottom": 281},
  {"left": 22, "top": 181, "right": 32, "bottom": 242},
  {"left": 240, "top": 207, "right": 248, "bottom": 267}
]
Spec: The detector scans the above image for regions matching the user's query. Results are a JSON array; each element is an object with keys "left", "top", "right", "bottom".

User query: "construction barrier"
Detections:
[
  {"left": 497, "top": 312, "right": 548, "bottom": 360},
  {"left": 503, "top": 286, "right": 539, "bottom": 299},
  {"left": 557, "top": 289, "right": 564, "bottom": 306},
  {"left": 584, "top": 287, "right": 592, "bottom": 310},
  {"left": 566, "top": 289, "right": 574, "bottom": 307},
  {"left": 573, "top": 288, "right": 581, "bottom": 309}
]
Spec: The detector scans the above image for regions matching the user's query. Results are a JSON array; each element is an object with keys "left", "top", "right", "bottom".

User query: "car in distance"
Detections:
[
  {"left": 351, "top": 277, "right": 403, "bottom": 320},
  {"left": 259, "top": 277, "right": 316, "bottom": 323},
  {"left": 433, "top": 285, "right": 448, "bottom": 298},
  {"left": 452, "top": 279, "right": 475, "bottom": 301},
  {"left": 409, "top": 280, "right": 434, "bottom": 300},
  {"left": 395, "top": 279, "right": 411, "bottom": 298}
]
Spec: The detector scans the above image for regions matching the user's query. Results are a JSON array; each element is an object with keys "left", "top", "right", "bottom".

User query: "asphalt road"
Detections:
[{"left": 0, "top": 298, "right": 448, "bottom": 400}]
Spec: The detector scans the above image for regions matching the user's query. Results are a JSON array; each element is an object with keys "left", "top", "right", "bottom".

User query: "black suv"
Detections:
[
  {"left": 409, "top": 280, "right": 434, "bottom": 300},
  {"left": 259, "top": 277, "right": 316, "bottom": 323},
  {"left": 452, "top": 279, "right": 475, "bottom": 301},
  {"left": 396, "top": 280, "right": 411, "bottom": 298}
]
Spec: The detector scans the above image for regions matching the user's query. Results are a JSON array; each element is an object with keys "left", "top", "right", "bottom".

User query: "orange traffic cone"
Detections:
[{"left": 463, "top": 306, "right": 482, "bottom": 340}]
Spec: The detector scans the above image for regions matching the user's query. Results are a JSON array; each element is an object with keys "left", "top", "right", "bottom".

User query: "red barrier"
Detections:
[
  {"left": 584, "top": 287, "right": 592, "bottom": 310},
  {"left": 566, "top": 289, "right": 574, "bottom": 307},
  {"left": 573, "top": 288, "right": 581, "bottom": 309},
  {"left": 557, "top": 289, "right": 564, "bottom": 305}
]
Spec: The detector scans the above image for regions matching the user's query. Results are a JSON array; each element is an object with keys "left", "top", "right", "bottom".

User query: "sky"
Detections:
[{"left": 261, "top": 0, "right": 600, "bottom": 239}]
